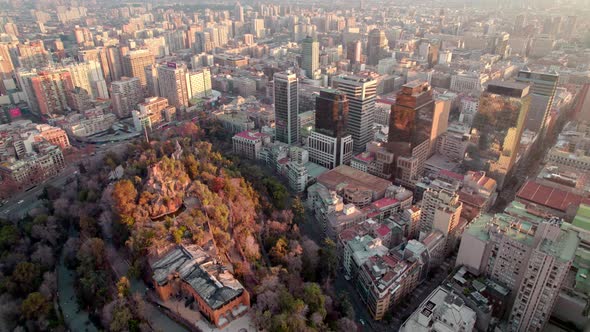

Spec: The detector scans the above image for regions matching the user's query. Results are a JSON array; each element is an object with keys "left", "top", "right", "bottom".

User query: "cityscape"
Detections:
[{"left": 0, "top": 0, "right": 590, "bottom": 331}]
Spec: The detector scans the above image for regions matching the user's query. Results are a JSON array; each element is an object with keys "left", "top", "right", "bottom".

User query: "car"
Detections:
[
  {"left": 17, "top": 200, "right": 24, "bottom": 204},
  {"left": 359, "top": 319, "right": 366, "bottom": 326}
]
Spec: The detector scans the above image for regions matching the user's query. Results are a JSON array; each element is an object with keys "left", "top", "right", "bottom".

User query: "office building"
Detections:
[
  {"left": 301, "top": 36, "right": 319, "bottom": 79},
  {"left": 387, "top": 81, "right": 449, "bottom": 187},
  {"left": 307, "top": 89, "right": 353, "bottom": 169},
  {"left": 274, "top": 71, "right": 299, "bottom": 145},
  {"left": 346, "top": 40, "right": 361, "bottom": 64},
  {"left": 0, "top": 43, "right": 15, "bottom": 94},
  {"left": 122, "top": 49, "right": 154, "bottom": 87},
  {"left": 516, "top": 68, "right": 558, "bottom": 138},
  {"left": 332, "top": 75, "right": 377, "bottom": 154},
  {"left": 467, "top": 81, "right": 531, "bottom": 189},
  {"left": 367, "top": 29, "right": 387, "bottom": 66}
]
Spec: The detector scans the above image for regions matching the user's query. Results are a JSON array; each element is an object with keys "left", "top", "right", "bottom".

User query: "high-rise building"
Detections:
[
  {"left": 17, "top": 40, "right": 52, "bottom": 70},
  {"left": 457, "top": 205, "right": 579, "bottom": 332},
  {"left": 332, "top": 75, "right": 377, "bottom": 154},
  {"left": 105, "top": 46, "right": 124, "bottom": 82},
  {"left": 188, "top": 67, "right": 212, "bottom": 99},
  {"left": 30, "top": 69, "right": 74, "bottom": 117},
  {"left": 516, "top": 68, "right": 558, "bottom": 139},
  {"left": 274, "top": 71, "right": 299, "bottom": 145},
  {"left": 252, "top": 19, "right": 265, "bottom": 39},
  {"left": 111, "top": 77, "right": 143, "bottom": 118},
  {"left": 307, "top": 89, "right": 353, "bottom": 169},
  {"left": 387, "top": 81, "right": 450, "bottom": 187},
  {"left": 157, "top": 62, "right": 190, "bottom": 109},
  {"left": 64, "top": 61, "right": 107, "bottom": 99},
  {"left": 0, "top": 43, "right": 15, "bottom": 94},
  {"left": 145, "top": 64, "right": 160, "bottom": 97},
  {"left": 367, "top": 29, "right": 387, "bottom": 66},
  {"left": 346, "top": 40, "right": 361, "bottom": 64},
  {"left": 234, "top": 1, "right": 244, "bottom": 22},
  {"left": 122, "top": 49, "right": 154, "bottom": 87},
  {"left": 418, "top": 182, "right": 463, "bottom": 254},
  {"left": 301, "top": 36, "right": 319, "bottom": 79},
  {"left": 467, "top": 81, "right": 531, "bottom": 189}
]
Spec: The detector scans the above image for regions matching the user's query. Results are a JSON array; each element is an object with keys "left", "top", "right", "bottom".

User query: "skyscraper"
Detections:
[
  {"left": 387, "top": 81, "right": 449, "bottom": 187},
  {"left": 516, "top": 67, "right": 558, "bottom": 139},
  {"left": 346, "top": 40, "right": 361, "bottom": 64},
  {"left": 332, "top": 75, "right": 377, "bottom": 154},
  {"left": 234, "top": 1, "right": 244, "bottom": 22},
  {"left": 157, "top": 62, "right": 190, "bottom": 109},
  {"left": 301, "top": 36, "right": 319, "bottom": 79},
  {"left": 367, "top": 29, "right": 387, "bottom": 66},
  {"left": 307, "top": 89, "right": 353, "bottom": 169},
  {"left": 468, "top": 81, "right": 531, "bottom": 189},
  {"left": 274, "top": 71, "right": 299, "bottom": 145},
  {"left": 0, "top": 43, "right": 15, "bottom": 94},
  {"left": 122, "top": 49, "right": 154, "bottom": 87}
]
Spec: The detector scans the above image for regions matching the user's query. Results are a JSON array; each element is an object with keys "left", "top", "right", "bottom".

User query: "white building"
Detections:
[
  {"left": 400, "top": 286, "right": 476, "bottom": 332},
  {"left": 307, "top": 131, "right": 353, "bottom": 169}
]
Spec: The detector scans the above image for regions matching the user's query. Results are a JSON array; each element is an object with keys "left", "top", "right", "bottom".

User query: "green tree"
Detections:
[
  {"left": 0, "top": 224, "right": 19, "bottom": 250},
  {"left": 110, "top": 304, "right": 133, "bottom": 332},
  {"left": 303, "top": 283, "right": 327, "bottom": 319},
  {"left": 318, "top": 239, "right": 338, "bottom": 281}
]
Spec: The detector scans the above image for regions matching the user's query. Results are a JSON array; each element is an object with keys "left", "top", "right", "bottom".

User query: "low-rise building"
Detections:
[
  {"left": 149, "top": 245, "right": 250, "bottom": 328},
  {"left": 232, "top": 130, "right": 271, "bottom": 160},
  {"left": 400, "top": 286, "right": 477, "bottom": 332}
]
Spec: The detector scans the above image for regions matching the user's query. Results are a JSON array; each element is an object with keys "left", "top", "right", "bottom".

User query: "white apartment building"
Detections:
[
  {"left": 232, "top": 130, "right": 271, "bottom": 160},
  {"left": 307, "top": 131, "right": 353, "bottom": 169}
]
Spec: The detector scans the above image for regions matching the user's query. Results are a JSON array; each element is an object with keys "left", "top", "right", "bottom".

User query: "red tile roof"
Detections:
[
  {"left": 376, "top": 224, "right": 391, "bottom": 237},
  {"left": 438, "top": 169, "right": 464, "bottom": 181},
  {"left": 372, "top": 197, "right": 399, "bottom": 209},
  {"left": 517, "top": 180, "right": 588, "bottom": 212}
]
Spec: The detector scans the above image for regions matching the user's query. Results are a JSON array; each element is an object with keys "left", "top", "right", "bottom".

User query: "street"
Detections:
[{"left": 0, "top": 140, "right": 129, "bottom": 221}]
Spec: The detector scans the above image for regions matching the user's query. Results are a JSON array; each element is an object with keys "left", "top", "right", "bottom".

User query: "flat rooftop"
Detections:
[{"left": 317, "top": 165, "right": 392, "bottom": 194}]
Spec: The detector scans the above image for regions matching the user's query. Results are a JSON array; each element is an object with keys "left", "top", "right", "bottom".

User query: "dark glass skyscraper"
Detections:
[
  {"left": 315, "top": 89, "right": 349, "bottom": 138},
  {"left": 274, "top": 71, "right": 299, "bottom": 144},
  {"left": 388, "top": 81, "right": 436, "bottom": 157}
]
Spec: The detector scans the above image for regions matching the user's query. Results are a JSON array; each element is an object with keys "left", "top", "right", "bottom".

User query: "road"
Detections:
[{"left": 0, "top": 140, "right": 129, "bottom": 221}]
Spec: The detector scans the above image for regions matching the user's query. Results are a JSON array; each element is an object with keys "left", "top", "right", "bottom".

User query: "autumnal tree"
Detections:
[
  {"left": 10, "top": 262, "right": 42, "bottom": 296},
  {"left": 291, "top": 197, "right": 305, "bottom": 224},
  {"left": 112, "top": 179, "right": 138, "bottom": 216},
  {"left": 116, "top": 277, "right": 131, "bottom": 299},
  {"left": 21, "top": 292, "right": 50, "bottom": 320}
]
